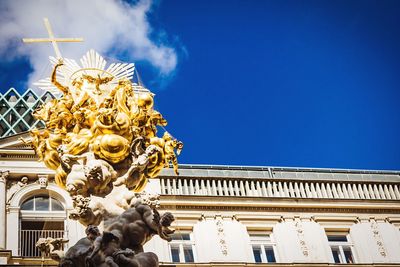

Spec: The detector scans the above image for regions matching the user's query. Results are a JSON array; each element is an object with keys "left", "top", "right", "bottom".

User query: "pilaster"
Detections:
[{"left": 0, "top": 171, "right": 9, "bottom": 249}]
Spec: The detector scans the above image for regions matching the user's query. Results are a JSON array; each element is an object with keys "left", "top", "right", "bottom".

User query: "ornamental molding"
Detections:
[
  {"left": 160, "top": 204, "right": 400, "bottom": 214},
  {"left": 37, "top": 175, "right": 48, "bottom": 188},
  {"left": 312, "top": 215, "right": 359, "bottom": 223},
  {"left": 370, "top": 219, "right": 388, "bottom": 257},
  {"left": 294, "top": 217, "right": 309, "bottom": 257},
  {"left": 7, "top": 182, "right": 73, "bottom": 209},
  {"left": 0, "top": 170, "right": 9, "bottom": 183},
  {"left": 215, "top": 217, "right": 228, "bottom": 256}
]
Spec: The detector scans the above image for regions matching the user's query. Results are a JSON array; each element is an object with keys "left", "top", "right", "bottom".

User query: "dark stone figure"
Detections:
[
  {"left": 59, "top": 225, "right": 100, "bottom": 267},
  {"left": 103, "top": 197, "right": 175, "bottom": 253},
  {"left": 59, "top": 197, "right": 174, "bottom": 267},
  {"left": 86, "top": 232, "right": 159, "bottom": 267}
]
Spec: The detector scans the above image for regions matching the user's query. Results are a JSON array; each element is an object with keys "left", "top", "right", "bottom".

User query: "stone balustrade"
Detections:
[{"left": 160, "top": 176, "right": 400, "bottom": 200}]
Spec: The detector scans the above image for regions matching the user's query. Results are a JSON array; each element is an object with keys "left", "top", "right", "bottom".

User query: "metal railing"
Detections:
[{"left": 19, "top": 229, "right": 66, "bottom": 257}]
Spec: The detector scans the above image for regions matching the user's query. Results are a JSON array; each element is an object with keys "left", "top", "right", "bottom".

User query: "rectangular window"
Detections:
[
  {"left": 265, "top": 246, "right": 276, "bottom": 262},
  {"left": 183, "top": 245, "right": 195, "bottom": 262},
  {"left": 331, "top": 247, "right": 341, "bottom": 263},
  {"left": 250, "top": 234, "right": 277, "bottom": 263},
  {"left": 252, "top": 246, "right": 262, "bottom": 263},
  {"left": 170, "top": 245, "right": 180, "bottom": 262},
  {"left": 343, "top": 247, "right": 354, "bottom": 263},
  {"left": 327, "top": 233, "right": 355, "bottom": 264},
  {"left": 169, "top": 233, "right": 195, "bottom": 263},
  {"left": 328, "top": 235, "right": 348, "bottom": 242}
]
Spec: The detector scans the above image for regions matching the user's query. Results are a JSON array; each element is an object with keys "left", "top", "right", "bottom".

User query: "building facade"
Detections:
[
  {"left": 0, "top": 90, "right": 399, "bottom": 266},
  {"left": 0, "top": 132, "right": 400, "bottom": 266}
]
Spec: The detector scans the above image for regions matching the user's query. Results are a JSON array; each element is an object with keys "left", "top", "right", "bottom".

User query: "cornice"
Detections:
[{"left": 160, "top": 195, "right": 400, "bottom": 214}]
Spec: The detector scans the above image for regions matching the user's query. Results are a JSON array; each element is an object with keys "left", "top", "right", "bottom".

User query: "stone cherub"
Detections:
[
  {"left": 18, "top": 176, "right": 28, "bottom": 187},
  {"left": 69, "top": 195, "right": 92, "bottom": 222},
  {"left": 58, "top": 145, "right": 117, "bottom": 197},
  {"left": 36, "top": 237, "right": 69, "bottom": 261}
]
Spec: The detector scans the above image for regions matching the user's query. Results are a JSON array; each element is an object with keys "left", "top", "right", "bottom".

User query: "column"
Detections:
[
  {"left": 65, "top": 210, "right": 87, "bottom": 249},
  {"left": 0, "top": 171, "right": 9, "bottom": 249}
]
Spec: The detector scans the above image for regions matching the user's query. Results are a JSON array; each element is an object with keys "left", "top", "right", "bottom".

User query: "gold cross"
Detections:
[{"left": 22, "top": 17, "right": 83, "bottom": 59}]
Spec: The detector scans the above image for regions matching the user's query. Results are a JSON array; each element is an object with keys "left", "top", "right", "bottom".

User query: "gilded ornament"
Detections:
[
  {"left": 29, "top": 50, "right": 183, "bottom": 199},
  {"left": 92, "top": 134, "right": 130, "bottom": 164}
]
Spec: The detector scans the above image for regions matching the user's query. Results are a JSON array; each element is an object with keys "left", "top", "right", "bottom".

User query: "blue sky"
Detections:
[{"left": 1, "top": 0, "right": 400, "bottom": 170}]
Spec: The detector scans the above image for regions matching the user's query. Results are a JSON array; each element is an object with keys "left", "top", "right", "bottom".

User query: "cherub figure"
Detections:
[
  {"left": 82, "top": 74, "right": 114, "bottom": 95},
  {"left": 29, "top": 129, "right": 62, "bottom": 170},
  {"left": 17, "top": 177, "right": 28, "bottom": 187},
  {"left": 69, "top": 195, "right": 91, "bottom": 220},
  {"left": 72, "top": 108, "right": 93, "bottom": 134},
  {"left": 163, "top": 132, "right": 183, "bottom": 175},
  {"left": 109, "top": 78, "right": 134, "bottom": 116},
  {"left": 68, "top": 195, "right": 105, "bottom": 226},
  {"left": 52, "top": 98, "right": 74, "bottom": 131},
  {"left": 92, "top": 103, "right": 130, "bottom": 138},
  {"left": 59, "top": 146, "right": 117, "bottom": 197},
  {"left": 144, "top": 110, "right": 168, "bottom": 139},
  {"left": 29, "top": 128, "right": 49, "bottom": 161},
  {"left": 32, "top": 99, "right": 57, "bottom": 122},
  {"left": 36, "top": 237, "right": 69, "bottom": 261},
  {"left": 113, "top": 137, "right": 162, "bottom": 191}
]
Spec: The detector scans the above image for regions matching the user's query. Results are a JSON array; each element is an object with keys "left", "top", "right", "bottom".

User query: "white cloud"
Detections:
[{"left": 0, "top": 0, "right": 179, "bottom": 87}]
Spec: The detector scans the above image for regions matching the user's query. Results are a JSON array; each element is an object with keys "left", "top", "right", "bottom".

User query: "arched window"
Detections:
[
  {"left": 19, "top": 194, "right": 66, "bottom": 257},
  {"left": 21, "top": 195, "right": 64, "bottom": 211}
]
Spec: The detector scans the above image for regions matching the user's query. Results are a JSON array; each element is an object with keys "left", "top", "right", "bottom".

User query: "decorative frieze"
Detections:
[
  {"left": 0, "top": 171, "right": 9, "bottom": 183},
  {"left": 370, "top": 219, "right": 387, "bottom": 257},
  {"left": 294, "top": 217, "right": 309, "bottom": 257},
  {"left": 6, "top": 177, "right": 30, "bottom": 204},
  {"left": 215, "top": 216, "right": 228, "bottom": 256}
]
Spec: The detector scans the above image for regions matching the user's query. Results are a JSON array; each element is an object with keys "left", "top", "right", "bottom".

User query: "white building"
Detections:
[{"left": 0, "top": 89, "right": 400, "bottom": 266}]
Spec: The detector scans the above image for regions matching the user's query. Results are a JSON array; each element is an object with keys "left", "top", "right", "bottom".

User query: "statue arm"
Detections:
[
  {"left": 135, "top": 204, "right": 158, "bottom": 232},
  {"left": 100, "top": 76, "right": 114, "bottom": 84},
  {"left": 63, "top": 153, "right": 86, "bottom": 161},
  {"left": 140, "top": 206, "right": 173, "bottom": 241},
  {"left": 51, "top": 62, "right": 69, "bottom": 95}
]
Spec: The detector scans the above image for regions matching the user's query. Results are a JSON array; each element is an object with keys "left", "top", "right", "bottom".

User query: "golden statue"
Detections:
[
  {"left": 24, "top": 21, "right": 180, "bottom": 266},
  {"left": 30, "top": 50, "right": 183, "bottom": 199}
]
